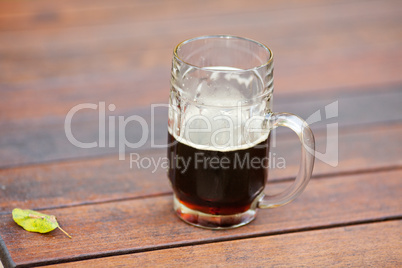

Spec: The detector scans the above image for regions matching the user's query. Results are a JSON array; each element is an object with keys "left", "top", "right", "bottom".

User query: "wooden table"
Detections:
[{"left": 1, "top": 0, "right": 401, "bottom": 267}]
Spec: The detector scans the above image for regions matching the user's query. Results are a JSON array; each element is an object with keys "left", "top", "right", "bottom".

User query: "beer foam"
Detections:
[
  {"left": 168, "top": 65, "right": 270, "bottom": 151},
  {"left": 168, "top": 127, "right": 269, "bottom": 152}
]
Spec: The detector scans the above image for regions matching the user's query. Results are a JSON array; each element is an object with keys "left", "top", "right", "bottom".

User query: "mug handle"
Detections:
[{"left": 258, "top": 112, "right": 315, "bottom": 209}]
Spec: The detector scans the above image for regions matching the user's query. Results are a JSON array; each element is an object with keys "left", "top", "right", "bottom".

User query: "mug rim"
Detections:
[{"left": 173, "top": 35, "right": 273, "bottom": 72}]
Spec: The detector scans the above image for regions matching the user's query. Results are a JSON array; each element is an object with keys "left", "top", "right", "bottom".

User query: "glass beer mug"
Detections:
[{"left": 168, "top": 35, "right": 315, "bottom": 229}]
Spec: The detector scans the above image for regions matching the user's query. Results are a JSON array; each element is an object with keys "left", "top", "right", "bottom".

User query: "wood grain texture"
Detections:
[
  {"left": 0, "top": 123, "right": 401, "bottom": 215},
  {"left": 0, "top": 0, "right": 357, "bottom": 31},
  {"left": 0, "top": 88, "right": 401, "bottom": 168},
  {"left": 0, "top": 169, "right": 401, "bottom": 267},
  {"left": 0, "top": 0, "right": 401, "bottom": 267},
  {"left": 0, "top": 0, "right": 401, "bottom": 121},
  {"left": 46, "top": 220, "right": 402, "bottom": 267},
  {"left": 2, "top": 3, "right": 400, "bottom": 78}
]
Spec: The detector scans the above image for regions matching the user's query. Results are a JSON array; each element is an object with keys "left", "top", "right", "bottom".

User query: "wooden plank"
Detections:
[
  {"left": 0, "top": 0, "right": 400, "bottom": 91},
  {"left": 0, "top": 169, "right": 401, "bottom": 267},
  {"left": 2, "top": 43, "right": 401, "bottom": 122},
  {"left": 0, "top": 1, "right": 400, "bottom": 129},
  {"left": 0, "top": 0, "right": 357, "bottom": 31},
  {"left": 2, "top": 29, "right": 400, "bottom": 95},
  {"left": 0, "top": 123, "right": 401, "bottom": 215},
  {"left": 1, "top": 0, "right": 399, "bottom": 57},
  {"left": 1, "top": 41, "right": 401, "bottom": 123},
  {"left": 1, "top": 0, "right": 398, "bottom": 51},
  {"left": 45, "top": 220, "right": 402, "bottom": 267},
  {"left": 0, "top": 0, "right": 349, "bottom": 17},
  {"left": 0, "top": 2, "right": 401, "bottom": 83},
  {"left": 0, "top": 88, "right": 401, "bottom": 167}
]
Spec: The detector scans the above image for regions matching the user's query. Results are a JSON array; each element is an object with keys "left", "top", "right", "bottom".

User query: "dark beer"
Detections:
[{"left": 168, "top": 132, "right": 270, "bottom": 215}]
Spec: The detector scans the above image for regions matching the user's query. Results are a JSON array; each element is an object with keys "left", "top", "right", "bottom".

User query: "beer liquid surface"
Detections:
[{"left": 168, "top": 132, "right": 269, "bottom": 215}]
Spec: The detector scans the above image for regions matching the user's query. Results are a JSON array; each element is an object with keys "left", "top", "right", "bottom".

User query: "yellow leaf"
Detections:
[{"left": 12, "top": 208, "right": 71, "bottom": 238}]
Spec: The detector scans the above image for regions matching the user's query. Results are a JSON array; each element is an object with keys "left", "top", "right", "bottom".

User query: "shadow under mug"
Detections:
[{"left": 167, "top": 35, "right": 315, "bottom": 229}]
